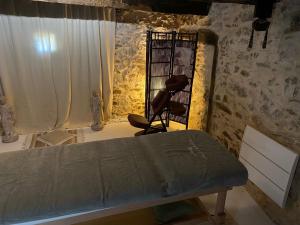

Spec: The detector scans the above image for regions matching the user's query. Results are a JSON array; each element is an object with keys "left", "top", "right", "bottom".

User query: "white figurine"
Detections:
[
  {"left": 0, "top": 96, "right": 18, "bottom": 143},
  {"left": 90, "top": 91, "right": 104, "bottom": 131}
]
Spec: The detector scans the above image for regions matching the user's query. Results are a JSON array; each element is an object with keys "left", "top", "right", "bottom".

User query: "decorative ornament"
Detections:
[
  {"left": 90, "top": 91, "right": 104, "bottom": 131},
  {"left": 0, "top": 96, "right": 19, "bottom": 143}
]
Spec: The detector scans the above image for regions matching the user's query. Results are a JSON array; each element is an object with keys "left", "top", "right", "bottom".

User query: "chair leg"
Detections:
[
  {"left": 143, "top": 114, "right": 157, "bottom": 134},
  {"left": 159, "top": 115, "right": 167, "bottom": 132},
  {"left": 140, "top": 113, "right": 167, "bottom": 135}
]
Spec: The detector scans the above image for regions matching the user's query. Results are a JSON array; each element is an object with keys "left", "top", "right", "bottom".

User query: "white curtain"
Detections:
[{"left": 0, "top": 13, "right": 115, "bottom": 133}]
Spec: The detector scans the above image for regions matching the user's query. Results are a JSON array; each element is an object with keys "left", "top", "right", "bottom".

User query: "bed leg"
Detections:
[{"left": 214, "top": 190, "right": 227, "bottom": 225}]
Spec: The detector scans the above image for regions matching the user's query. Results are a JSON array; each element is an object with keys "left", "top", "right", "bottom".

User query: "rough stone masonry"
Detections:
[{"left": 112, "top": 0, "right": 300, "bottom": 224}]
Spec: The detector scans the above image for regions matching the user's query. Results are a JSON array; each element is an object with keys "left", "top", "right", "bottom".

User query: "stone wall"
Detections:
[
  {"left": 113, "top": 9, "right": 213, "bottom": 130},
  {"left": 112, "top": 1, "right": 300, "bottom": 224},
  {"left": 179, "top": 1, "right": 300, "bottom": 224},
  {"left": 112, "top": 10, "right": 177, "bottom": 118},
  {"left": 211, "top": 2, "right": 300, "bottom": 224},
  {"left": 189, "top": 43, "right": 215, "bottom": 130}
]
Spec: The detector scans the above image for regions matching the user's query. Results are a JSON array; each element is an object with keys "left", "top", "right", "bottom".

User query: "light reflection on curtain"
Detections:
[{"left": 0, "top": 12, "right": 115, "bottom": 133}]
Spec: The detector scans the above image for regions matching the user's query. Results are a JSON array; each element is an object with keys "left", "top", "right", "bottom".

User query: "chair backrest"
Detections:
[
  {"left": 150, "top": 75, "right": 189, "bottom": 117},
  {"left": 151, "top": 90, "right": 171, "bottom": 115},
  {"left": 165, "top": 75, "right": 189, "bottom": 93}
]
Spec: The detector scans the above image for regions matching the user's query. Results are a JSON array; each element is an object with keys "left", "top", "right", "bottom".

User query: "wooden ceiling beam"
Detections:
[{"left": 213, "top": 0, "right": 255, "bottom": 4}]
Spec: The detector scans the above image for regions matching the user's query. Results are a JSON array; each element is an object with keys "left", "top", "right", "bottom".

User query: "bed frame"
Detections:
[
  {"left": 2, "top": 131, "right": 246, "bottom": 225},
  {"left": 42, "top": 187, "right": 231, "bottom": 225}
]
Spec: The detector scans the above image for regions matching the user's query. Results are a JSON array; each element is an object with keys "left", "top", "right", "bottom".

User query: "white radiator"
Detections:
[{"left": 239, "top": 125, "right": 299, "bottom": 208}]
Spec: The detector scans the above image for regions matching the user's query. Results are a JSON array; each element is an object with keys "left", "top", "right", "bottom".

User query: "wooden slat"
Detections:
[
  {"left": 239, "top": 158, "right": 285, "bottom": 207},
  {"left": 240, "top": 142, "right": 289, "bottom": 190},
  {"left": 240, "top": 125, "right": 299, "bottom": 208},
  {"left": 242, "top": 126, "right": 298, "bottom": 173}
]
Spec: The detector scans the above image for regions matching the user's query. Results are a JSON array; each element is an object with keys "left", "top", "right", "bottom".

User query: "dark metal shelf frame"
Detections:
[{"left": 145, "top": 30, "right": 198, "bottom": 129}]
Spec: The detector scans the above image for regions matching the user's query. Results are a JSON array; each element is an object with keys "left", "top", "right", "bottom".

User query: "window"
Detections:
[{"left": 34, "top": 32, "right": 57, "bottom": 54}]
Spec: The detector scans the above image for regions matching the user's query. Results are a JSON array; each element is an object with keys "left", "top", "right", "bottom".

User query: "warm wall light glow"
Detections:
[
  {"left": 169, "top": 121, "right": 186, "bottom": 131},
  {"left": 34, "top": 32, "right": 57, "bottom": 54}
]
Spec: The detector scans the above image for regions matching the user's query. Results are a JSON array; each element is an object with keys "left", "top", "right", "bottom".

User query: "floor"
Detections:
[
  {"left": 0, "top": 122, "right": 275, "bottom": 225},
  {"left": 200, "top": 187, "right": 275, "bottom": 225}
]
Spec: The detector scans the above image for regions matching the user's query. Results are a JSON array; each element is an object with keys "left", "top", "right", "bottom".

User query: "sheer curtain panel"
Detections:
[{"left": 0, "top": 8, "right": 115, "bottom": 133}]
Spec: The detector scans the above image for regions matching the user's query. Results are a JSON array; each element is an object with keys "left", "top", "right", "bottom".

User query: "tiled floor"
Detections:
[
  {"left": 0, "top": 121, "right": 275, "bottom": 225},
  {"left": 77, "top": 121, "right": 142, "bottom": 142},
  {"left": 200, "top": 187, "right": 275, "bottom": 225},
  {"left": 0, "top": 134, "right": 32, "bottom": 153}
]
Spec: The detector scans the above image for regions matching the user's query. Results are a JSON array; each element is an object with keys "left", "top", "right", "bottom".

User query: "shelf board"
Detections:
[
  {"left": 152, "top": 47, "right": 172, "bottom": 50},
  {"left": 150, "top": 75, "right": 170, "bottom": 78}
]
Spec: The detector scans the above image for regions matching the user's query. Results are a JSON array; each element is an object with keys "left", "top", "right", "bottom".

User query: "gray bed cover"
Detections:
[{"left": 0, "top": 130, "right": 247, "bottom": 224}]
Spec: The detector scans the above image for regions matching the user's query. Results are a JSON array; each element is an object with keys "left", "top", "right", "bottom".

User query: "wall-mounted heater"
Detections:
[{"left": 239, "top": 125, "right": 299, "bottom": 208}]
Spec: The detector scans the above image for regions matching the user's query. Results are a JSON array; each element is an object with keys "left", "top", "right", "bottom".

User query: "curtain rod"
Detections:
[
  {"left": 0, "top": 0, "right": 116, "bottom": 21},
  {"left": 31, "top": 0, "right": 127, "bottom": 8}
]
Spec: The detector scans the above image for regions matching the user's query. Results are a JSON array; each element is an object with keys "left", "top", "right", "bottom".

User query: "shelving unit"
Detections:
[{"left": 145, "top": 31, "right": 198, "bottom": 129}]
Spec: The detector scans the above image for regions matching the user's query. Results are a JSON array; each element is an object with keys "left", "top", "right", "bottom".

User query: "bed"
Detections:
[{"left": 0, "top": 130, "right": 248, "bottom": 225}]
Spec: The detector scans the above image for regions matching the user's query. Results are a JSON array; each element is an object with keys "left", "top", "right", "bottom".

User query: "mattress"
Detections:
[{"left": 0, "top": 130, "right": 247, "bottom": 224}]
